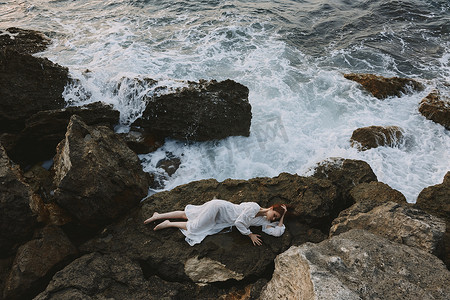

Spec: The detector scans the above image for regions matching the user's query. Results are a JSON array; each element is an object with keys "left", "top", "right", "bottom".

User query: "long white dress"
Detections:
[{"left": 179, "top": 199, "right": 285, "bottom": 246}]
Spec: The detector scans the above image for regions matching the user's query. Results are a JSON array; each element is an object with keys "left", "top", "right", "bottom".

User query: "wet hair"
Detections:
[{"left": 271, "top": 204, "right": 285, "bottom": 218}]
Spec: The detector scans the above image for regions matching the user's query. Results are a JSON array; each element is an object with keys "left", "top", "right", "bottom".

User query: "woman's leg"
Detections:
[
  {"left": 154, "top": 220, "right": 187, "bottom": 231},
  {"left": 144, "top": 210, "right": 187, "bottom": 224}
]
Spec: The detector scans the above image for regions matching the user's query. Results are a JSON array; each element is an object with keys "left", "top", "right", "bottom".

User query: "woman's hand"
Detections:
[
  {"left": 249, "top": 233, "right": 262, "bottom": 246},
  {"left": 281, "top": 204, "right": 287, "bottom": 214}
]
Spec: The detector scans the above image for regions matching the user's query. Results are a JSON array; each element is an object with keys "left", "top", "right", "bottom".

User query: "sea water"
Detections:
[{"left": 1, "top": 0, "right": 449, "bottom": 202}]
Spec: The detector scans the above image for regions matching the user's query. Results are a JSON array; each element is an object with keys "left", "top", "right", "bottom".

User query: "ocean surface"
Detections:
[{"left": 1, "top": 0, "right": 449, "bottom": 202}]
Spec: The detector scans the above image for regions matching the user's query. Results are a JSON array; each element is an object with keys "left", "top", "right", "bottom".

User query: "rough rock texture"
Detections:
[
  {"left": 3, "top": 226, "right": 77, "bottom": 300},
  {"left": 415, "top": 172, "right": 450, "bottom": 268},
  {"left": 53, "top": 115, "right": 152, "bottom": 230},
  {"left": 344, "top": 73, "right": 424, "bottom": 99},
  {"left": 79, "top": 173, "right": 337, "bottom": 289},
  {"left": 0, "top": 144, "right": 36, "bottom": 257},
  {"left": 350, "top": 125, "right": 404, "bottom": 150},
  {"left": 132, "top": 79, "right": 252, "bottom": 141},
  {"left": 0, "top": 48, "right": 69, "bottom": 133},
  {"left": 6, "top": 102, "right": 120, "bottom": 166},
  {"left": 260, "top": 229, "right": 450, "bottom": 300},
  {"left": 330, "top": 202, "right": 445, "bottom": 255},
  {"left": 311, "top": 158, "right": 378, "bottom": 209},
  {"left": 34, "top": 251, "right": 265, "bottom": 300},
  {"left": 419, "top": 90, "right": 450, "bottom": 130},
  {"left": 348, "top": 181, "right": 407, "bottom": 209},
  {"left": 0, "top": 27, "right": 50, "bottom": 55}
]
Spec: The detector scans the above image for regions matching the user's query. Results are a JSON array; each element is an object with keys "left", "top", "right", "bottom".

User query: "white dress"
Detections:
[{"left": 179, "top": 199, "right": 285, "bottom": 246}]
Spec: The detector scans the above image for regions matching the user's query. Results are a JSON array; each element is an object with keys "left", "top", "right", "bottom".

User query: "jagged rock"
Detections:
[
  {"left": 53, "top": 115, "right": 152, "bottom": 230},
  {"left": 350, "top": 125, "right": 404, "bottom": 150},
  {"left": 0, "top": 27, "right": 50, "bottom": 55},
  {"left": 120, "top": 129, "right": 164, "bottom": 154},
  {"left": 348, "top": 181, "right": 407, "bottom": 208},
  {"left": 0, "top": 144, "right": 36, "bottom": 257},
  {"left": 419, "top": 90, "right": 450, "bottom": 130},
  {"left": 0, "top": 48, "right": 69, "bottom": 133},
  {"left": 132, "top": 79, "right": 252, "bottom": 141},
  {"left": 260, "top": 229, "right": 450, "bottom": 300},
  {"left": 330, "top": 202, "right": 445, "bottom": 255},
  {"left": 311, "top": 158, "right": 377, "bottom": 209},
  {"left": 415, "top": 172, "right": 450, "bottom": 268},
  {"left": 79, "top": 173, "right": 336, "bottom": 286},
  {"left": 344, "top": 73, "right": 424, "bottom": 99},
  {"left": 7, "top": 102, "right": 120, "bottom": 166},
  {"left": 3, "top": 226, "right": 77, "bottom": 300},
  {"left": 156, "top": 153, "right": 181, "bottom": 177}
]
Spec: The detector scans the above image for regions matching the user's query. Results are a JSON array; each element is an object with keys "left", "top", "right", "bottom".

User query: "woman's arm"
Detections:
[{"left": 277, "top": 204, "right": 287, "bottom": 227}]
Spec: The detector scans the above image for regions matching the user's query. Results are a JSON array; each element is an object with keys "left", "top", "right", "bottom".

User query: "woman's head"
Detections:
[{"left": 266, "top": 204, "right": 285, "bottom": 221}]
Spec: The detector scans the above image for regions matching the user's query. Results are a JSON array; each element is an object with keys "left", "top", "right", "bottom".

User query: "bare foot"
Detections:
[
  {"left": 144, "top": 212, "right": 160, "bottom": 224},
  {"left": 154, "top": 220, "right": 170, "bottom": 231}
]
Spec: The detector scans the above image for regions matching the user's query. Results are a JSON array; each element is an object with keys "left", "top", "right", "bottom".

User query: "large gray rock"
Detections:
[
  {"left": 132, "top": 79, "right": 252, "bottom": 141},
  {"left": 53, "top": 115, "right": 152, "bottom": 230},
  {"left": 260, "top": 229, "right": 450, "bottom": 300},
  {"left": 344, "top": 73, "right": 424, "bottom": 99},
  {"left": 0, "top": 144, "right": 36, "bottom": 257},
  {"left": 3, "top": 226, "right": 77, "bottom": 300},
  {"left": 330, "top": 202, "right": 446, "bottom": 255}
]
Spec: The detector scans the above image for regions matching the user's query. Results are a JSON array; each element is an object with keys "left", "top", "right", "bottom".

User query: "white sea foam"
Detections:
[{"left": 1, "top": 0, "right": 449, "bottom": 202}]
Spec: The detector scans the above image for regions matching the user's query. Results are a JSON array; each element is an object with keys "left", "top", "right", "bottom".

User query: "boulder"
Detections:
[
  {"left": 0, "top": 144, "right": 36, "bottom": 257},
  {"left": 0, "top": 48, "right": 69, "bottom": 133},
  {"left": 350, "top": 125, "right": 404, "bottom": 150},
  {"left": 53, "top": 115, "right": 152, "bottom": 230},
  {"left": 7, "top": 102, "right": 120, "bottom": 166},
  {"left": 79, "top": 173, "right": 336, "bottom": 286},
  {"left": 0, "top": 27, "right": 50, "bottom": 55},
  {"left": 419, "top": 90, "right": 450, "bottom": 130},
  {"left": 132, "top": 79, "right": 252, "bottom": 141},
  {"left": 415, "top": 172, "right": 450, "bottom": 268},
  {"left": 119, "top": 129, "right": 164, "bottom": 155},
  {"left": 3, "top": 226, "right": 77, "bottom": 300},
  {"left": 348, "top": 181, "right": 407, "bottom": 211},
  {"left": 344, "top": 73, "right": 424, "bottom": 99},
  {"left": 260, "top": 229, "right": 450, "bottom": 300},
  {"left": 329, "top": 202, "right": 445, "bottom": 255},
  {"left": 311, "top": 158, "right": 378, "bottom": 208}
]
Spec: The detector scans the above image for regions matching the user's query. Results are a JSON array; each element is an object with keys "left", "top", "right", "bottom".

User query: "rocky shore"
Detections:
[{"left": 1, "top": 28, "right": 449, "bottom": 299}]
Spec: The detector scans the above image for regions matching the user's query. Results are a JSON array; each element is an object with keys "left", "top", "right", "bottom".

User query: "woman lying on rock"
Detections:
[{"left": 144, "top": 199, "right": 287, "bottom": 246}]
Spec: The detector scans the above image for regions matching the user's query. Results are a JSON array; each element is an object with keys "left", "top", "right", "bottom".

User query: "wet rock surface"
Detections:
[
  {"left": 344, "top": 73, "right": 424, "bottom": 99},
  {"left": 350, "top": 125, "right": 404, "bottom": 150},
  {"left": 261, "top": 229, "right": 450, "bottom": 300},
  {"left": 0, "top": 27, "right": 50, "bottom": 55},
  {"left": 419, "top": 90, "right": 450, "bottom": 130},
  {"left": 133, "top": 79, "right": 252, "bottom": 141}
]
